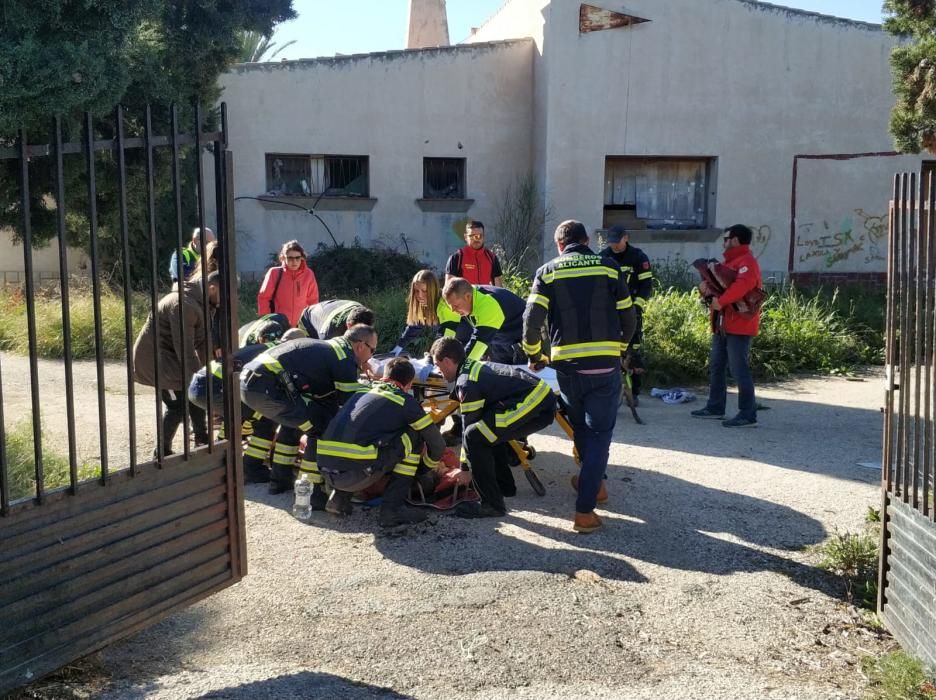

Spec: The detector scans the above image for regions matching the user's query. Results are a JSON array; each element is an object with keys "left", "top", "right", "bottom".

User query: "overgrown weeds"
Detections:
[
  {"left": 862, "top": 651, "right": 936, "bottom": 700},
  {"left": 818, "top": 529, "right": 880, "bottom": 608}
]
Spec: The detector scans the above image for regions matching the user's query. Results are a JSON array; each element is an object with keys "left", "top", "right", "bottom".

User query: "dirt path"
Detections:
[{"left": 1, "top": 355, "right": 892, "bottom": 699}]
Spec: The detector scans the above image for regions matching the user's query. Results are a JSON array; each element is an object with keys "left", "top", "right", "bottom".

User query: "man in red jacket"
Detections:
[
  {"left": 445, "top": 221, "right": 503, "bottom": 287},
  {"left": 691, "top": 224, "right": 762, "bottom": 428}
]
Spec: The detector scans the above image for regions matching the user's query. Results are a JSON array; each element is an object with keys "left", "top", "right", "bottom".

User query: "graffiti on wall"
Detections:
[
  {"left": 749, "top": 224, "right": 772, "bottom": 258},
  {"left": 795, "top": 209, "right": 887, "bottom": 269}
]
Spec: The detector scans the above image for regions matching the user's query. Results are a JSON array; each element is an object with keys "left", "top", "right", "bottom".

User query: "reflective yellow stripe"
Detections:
[
  {"left": 402, "top": 453, "right": 420, "bottom": 465},
  {"left": 210, "top": 360, "right": 223, "bottom": 379},
  {"left": 317, "top": 440, "right": 378, "bottom": 460},
  {"left": 328, "top": 338, "right": 348, "bottom": 360},
  {"left": 468, "top": 360, "right": 483, "bottom": 382},
  {"left": 374, "top": 386, "right": 405, "bottom": 406},
  {"left": 254, "top": 352, "right": 284, "bottom": 374},
  {"left": 272, "top": 453, "right": 297, "bottom": 465},
  {"left": 631, "top": 343, "right": 641, "bottom": 350},
  {"left": 393, "top": 463, "right": 417, "bottom": 477},
  {"left": 476, "top": 420, "right": 497, "bottom": 443},
  {"left": 543, "top": 267, "right": 616, "bottom": 283},
  {"left": 551, "top": 342, "right": 622, "bottom": 361},
  {"left": 637, "top": 271, "right": 652, "bottom": 280},
  {"left": 467, "top": 341, "right": 488, "bottom": 362},
  {"left": 410, "top": 414, "right": 432, "bottom": 431},
  {"left": 522, "top": 340, "right": 542, "bottom": 356},
  {"left": 335, "top": 380, "right": 366, "bottom": 393},
  {"left": 299, "top": 460, "right": 324, "bottom": 483},
  {"left": 299, "top": 420, "right": 313, "bottom": 432},
  {"left": 495, "top": 380, "right": 550, "bottom": 428},
  {"left": 422, "top": 453, "right": 440, "bottom": 467},
  {"left": 460, "top": 399, "right": 485, "bottom": 414},
  {"left": 443, "top": 328, "right": 456, "bottom": 338},
  {"left": 401, "top": 433, "right": 412, "bottom": 456},
  {"left": 325, "top": 301, "right": 357, "bottom": 328},
  {"left": 528, "top": 293, "right": 549, "bottom": 310},
  {"left": 244, "top": 446, "right": 269, "bottom": 459},
  {"left": 275, "top": 444, "right": 300, "bottom": 454},
  {"left": 616, "top": 297, "right": 634, "bottom": 310},
  {"left": 633, "top": 297, "right": 647, "bottom": 308},
  {"left": 248, "top": 436, "right": 274, "bottom": 449}
]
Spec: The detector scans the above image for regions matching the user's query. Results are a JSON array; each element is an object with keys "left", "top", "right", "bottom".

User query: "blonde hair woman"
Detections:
[{"left": 391, "top": 269, "right": 463, "bottom": 355}]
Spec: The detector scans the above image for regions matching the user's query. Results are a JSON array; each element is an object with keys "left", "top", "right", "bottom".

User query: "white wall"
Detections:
[
  {"left": 469, "top": 0, "right": 919, "bottom": 276},
  {"left": 216, "top": 40, "right": 534, "bottom": 274},
  {"left": 0, "top": 230, "right": 89, "bottom": 286}
]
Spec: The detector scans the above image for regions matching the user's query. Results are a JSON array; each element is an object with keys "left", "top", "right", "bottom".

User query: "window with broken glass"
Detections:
[
  {"left": 423, "top": 157, "right": 466, "bottom": 199},
  {"left": 603, "top": 157, "right": 713, "bottom": 230},
  {"left": 265, "top": 154, "right": 369, "bottom": 197}
]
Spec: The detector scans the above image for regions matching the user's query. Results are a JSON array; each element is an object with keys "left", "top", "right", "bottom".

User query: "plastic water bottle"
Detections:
[{"left": 292, "top": 473, "right": 312, "bottom": 521}]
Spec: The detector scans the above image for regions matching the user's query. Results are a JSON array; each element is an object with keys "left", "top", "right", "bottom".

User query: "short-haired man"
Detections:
[
  {"left": 441, "top": 277, "right": 525, "bottom": 364},
  {"left": 297, "top": 300, "right": 375, "bottom": 340},
  {"left": 240, "top": 325, "right": 374, "bottom": 497},
  {"left": 430, "top": 337, "right": 556, "bottom": 518},
  {"left": 445, "top": 221, "right": 503, "bottom": 287},
  {"left": 238, "top": 313, "right": 291, "bottom": 347},
  {"left": 522, "top": 220, "right": 636, "bottom": 533},
  {"left": 600, "top": 225, "right": 653, "bottom": 400},
  {"left": 170, "top": 226, "right": 215, "bottom": 283},
  {"left": 318, "top": 357, "right": 446, "bottom": 527},
  {"left": 691, "top": 224, "right": 762, "bottom": 428},
  {"left": 133, "top": 271, "right": 222, "bottom": 457}
]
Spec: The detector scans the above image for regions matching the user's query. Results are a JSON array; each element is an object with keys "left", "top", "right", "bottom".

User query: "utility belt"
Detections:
[{"left": 241, "top": 367, "right": 300, "bottom": 398}]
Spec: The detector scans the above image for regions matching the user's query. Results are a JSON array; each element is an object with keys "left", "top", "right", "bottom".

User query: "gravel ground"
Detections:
[{"left": 1, "top": 355, "right": 894, "bottom": 699}]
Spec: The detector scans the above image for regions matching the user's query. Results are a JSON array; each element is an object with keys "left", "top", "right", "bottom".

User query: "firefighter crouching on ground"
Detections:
[
  {"left": 238, "top": 312, "right": 290, "bottom": 347},
  {"left": 599, "top": 225, "right": 653, "bottom": 400},
  {"left": 441, "top": 277, "right": 526, "bottom": 364},
  {"left": 318, "top": 357, "right": 446, "bottom": 527},
  {"left": 522, "top": 220, "right": 635, "bottom": 533},
  {"left": 240, "top": 325, "right": 374, "bottom": 500},
  {"left": 297, "top": 299, "right": 375, "bottom": 340},
  {"left": 430, "top": 337, "right": 556, "bottom": 519}
]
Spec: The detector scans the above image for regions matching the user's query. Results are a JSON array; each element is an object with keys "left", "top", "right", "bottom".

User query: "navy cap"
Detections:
[{"left": 607, "top": 225, "right": 628, "bottom": 243}]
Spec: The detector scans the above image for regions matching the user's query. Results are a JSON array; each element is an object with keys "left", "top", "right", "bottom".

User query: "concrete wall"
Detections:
[
  {"left": 216, "top": 40, "right": 534, "bottom": 275},
  {"left": 468, "top": 0, "right": 920, "bottom": 277},
  {"left": 0, "top": 230, "right": 89, "bottom": 287}
]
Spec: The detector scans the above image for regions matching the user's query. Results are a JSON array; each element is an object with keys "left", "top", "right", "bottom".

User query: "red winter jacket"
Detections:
[
  {"left": 714, "top": 244, "right": 761, "bottom": 336},
  {"left": 257, "top": 259, "right": 319, "bottom": 327}
]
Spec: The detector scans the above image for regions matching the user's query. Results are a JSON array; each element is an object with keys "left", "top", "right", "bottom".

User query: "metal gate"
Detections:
[
  {"left": 879, "top": 172, "right": 936, "bottom": 669},
  {"left": 0, "top": 104, "right": 246, "bottom": 692}
]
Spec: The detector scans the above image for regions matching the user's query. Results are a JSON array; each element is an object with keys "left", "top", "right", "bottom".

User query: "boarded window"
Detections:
[
  {"left": 266, "top": 154, "right": 369, "bottom": 197},
  {"left": 604, "top": 157, "right": 712, "bottom": 230},
  {"left": 423, "top": 157, "right": 466, "bottom": 199}
]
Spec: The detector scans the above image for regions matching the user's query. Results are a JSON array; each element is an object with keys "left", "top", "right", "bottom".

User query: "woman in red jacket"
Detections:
[{"left": 257, "top": 240, "right": 319, "bottom": 327}]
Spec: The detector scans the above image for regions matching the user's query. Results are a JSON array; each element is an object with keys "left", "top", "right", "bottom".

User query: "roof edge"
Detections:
[{"left": 736, "top": 0, "right": 882, "bottom": 31}]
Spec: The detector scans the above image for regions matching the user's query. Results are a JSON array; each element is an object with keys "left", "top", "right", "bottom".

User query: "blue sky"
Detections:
[{"left": 268, "top": 0, "right": 886, "bottom": 61}]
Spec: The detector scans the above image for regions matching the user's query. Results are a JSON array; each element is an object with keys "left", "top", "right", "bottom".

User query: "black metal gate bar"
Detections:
[
  {"left": 923, "top": 175, "right": 935, "bottom": 518},
  {"left": 115, "top": 107, "right": 138, "bottom": 476},
  {"left": 83, "top": 113, "right": 109, "bottom": 481},
  {"left": 912, "top": 177, "right": 924, "bottom": 511},
  {"left": 884, "top": 175, "right": 899, "bottom": 495},
  {"left": 169, "top": 105, "right": 191, "bottom": 459},
  {"left": 193, "top": 104, "right": 213, "bottom": 446},
  {"left": 17, "top": 129, "right": 44, "bottom": 503},
  {"left": 53, "top": 116, "right": 80, "bottom": 490},
  {"left": 143, "top": 106, "right": 165, "bottom": 464}
]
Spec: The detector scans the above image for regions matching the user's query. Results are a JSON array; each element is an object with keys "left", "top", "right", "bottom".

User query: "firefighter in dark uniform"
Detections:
[
  {"left": 441, "top": 278, "right": 526, "bottom": 364},
  {"left": 523, "top": 220, "right": 635, "bottom": 533},
  {"left": 297, "top": 300, "right": 374, "bottom": 340},
  {"left": 600, "top": 225, "right": 653, "bottom": 399},
  {"left": 238, "top": 313, "right": 290, "bottom": 348},
  {"left": 240, "top": 325, "right": 374, "bottom": 501},
  {"left": 318, "top": 357, "right": 446, "bottom": 527},
  {"left": 430, "top": 337, "right": 556, "bottom": 518},
  {"left": 188, "top": 341, "right": 272, "bottom": 419}
]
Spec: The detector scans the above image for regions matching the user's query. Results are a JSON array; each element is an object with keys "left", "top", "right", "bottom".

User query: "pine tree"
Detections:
[{"left": 885, "top": 0, "right": 936, "bottom": 152}]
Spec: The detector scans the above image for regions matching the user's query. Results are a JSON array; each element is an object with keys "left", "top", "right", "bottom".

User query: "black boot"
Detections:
[
  {"left": 243, "top": 456, "right": 271, "bottom": 484},
  {"left": 268, "top": 464, "right": 296, "bottom": 495},
  {"left": 379, "top": 475, "right": 429, "bottom": 527},
  {"left": 326, "top": 489, "right": 353, "bottom": 516},
  {"left": 310, "top": 483, "right": 328, "bottom": 511}
]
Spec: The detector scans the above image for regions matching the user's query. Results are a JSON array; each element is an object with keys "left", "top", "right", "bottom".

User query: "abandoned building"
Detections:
[{"left": 215, "top": 0, "right": 923, "bottom": 283}]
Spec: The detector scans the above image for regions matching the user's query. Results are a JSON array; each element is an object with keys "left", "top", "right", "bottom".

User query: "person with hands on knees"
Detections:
[
  {"left": 691, "top": 224, "right": 763, "bottom": 428},
  {"left": 430, "top": 337, "right": 555, "bottom": 519},
  {"left": 317, "top": 356, "right": 446, "bottom": 527}
]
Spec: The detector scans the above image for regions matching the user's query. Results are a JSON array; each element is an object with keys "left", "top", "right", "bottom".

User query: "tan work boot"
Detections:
[
  {"left": 570, "top": 475, "right": 608, "bottom": 504},
  {"left": 573, "top": 511, "right": 603, "bottom": 533}
]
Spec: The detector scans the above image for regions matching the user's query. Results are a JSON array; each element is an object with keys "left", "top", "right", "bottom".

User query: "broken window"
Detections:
[
  {"left": 265, "top": 154, "right": 369, "bottom": 197},
  {"left": 423, "top": 157, "right": 466, "bottom": 199},
  {"left": 603, "top": 157, "right": 713, "bottom": 230}
]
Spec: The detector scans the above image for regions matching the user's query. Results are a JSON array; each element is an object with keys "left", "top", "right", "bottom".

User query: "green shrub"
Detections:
[
  {"left": 357, "top": 285, "right": 425, "bottom": 354},
  {"left": 861, "top": 651, "right": 936, "bottom": 700},
  {"left": 306, "top": 244, "right": 425, "bottom": 298},
  {"left": 4, "top": 417, "right": 100, "bottom": 503},
  {"left": 642, "top": 289, "right": 712, "bottom": 385},
  {"left": 818, "top": 530, "right": 879, "bottom": 608},
  {"left": 652, "top": 255, "right": 698, "bottom": 292}
]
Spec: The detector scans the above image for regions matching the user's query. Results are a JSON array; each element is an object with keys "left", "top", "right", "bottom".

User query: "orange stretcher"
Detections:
[{"left": 411, "top": 371, "right": 579, "bottom": 497}]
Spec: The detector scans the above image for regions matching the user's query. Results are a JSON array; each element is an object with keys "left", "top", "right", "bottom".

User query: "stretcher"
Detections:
[{"left": 408, "top": 364, "right": 579, "bottom": 497}]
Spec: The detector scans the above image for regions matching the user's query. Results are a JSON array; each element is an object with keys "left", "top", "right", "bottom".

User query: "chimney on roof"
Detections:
[{"left": 406, "top": 0, "right": 450, "bottom": 49}]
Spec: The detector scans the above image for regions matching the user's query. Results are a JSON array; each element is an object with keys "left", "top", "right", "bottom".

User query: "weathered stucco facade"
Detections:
[{"left": 219, "top": 0, "right": 921, "bottom": 280}]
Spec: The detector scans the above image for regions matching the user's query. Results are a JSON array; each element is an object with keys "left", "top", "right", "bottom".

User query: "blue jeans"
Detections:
[
  {"left": 706, "top": 333, "right": 756, "bottom": 422},
  {"left": 557, "top": 369, "right": 621, "bottom": 513}
]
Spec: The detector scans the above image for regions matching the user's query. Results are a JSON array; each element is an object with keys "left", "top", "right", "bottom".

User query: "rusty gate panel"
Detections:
[
  {"left": 879, "top": 172, "right": 936, "bottom": 670},
  {"left": 0, "top": 105, "right": 246, "bottom": 693}
]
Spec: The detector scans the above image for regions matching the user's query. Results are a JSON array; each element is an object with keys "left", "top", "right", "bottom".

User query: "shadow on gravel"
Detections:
[
  {"left": 610, "top": 393, "right": 882, "bottom": 484},
  {"left": 194, "top": 671, "right": 411, "bottom": 699},
  {"left": 373, "top": 459, "right": 837, "bottom": 596}
]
